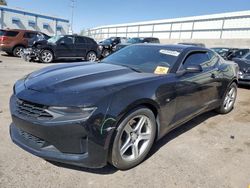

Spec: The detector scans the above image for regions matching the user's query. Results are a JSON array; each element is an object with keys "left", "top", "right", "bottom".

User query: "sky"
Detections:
[{"left": 6, "top": 0, "right": 250, "bottom": 33}]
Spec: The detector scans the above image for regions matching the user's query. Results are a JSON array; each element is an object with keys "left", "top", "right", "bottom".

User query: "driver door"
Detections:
[
  {"left": 172, "top": 51, "right": 217, "bottom": 126},
  {"left": 56, "top": 36, "right": 75, "bottom": 57}
]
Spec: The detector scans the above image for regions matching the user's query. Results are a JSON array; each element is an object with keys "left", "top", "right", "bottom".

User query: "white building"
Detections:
[
  {"left": 88, "top": 11, "right": 250, "bottom": 47},
  {"left": 0, "top": 5, "right": 69, "bottom": 36}
]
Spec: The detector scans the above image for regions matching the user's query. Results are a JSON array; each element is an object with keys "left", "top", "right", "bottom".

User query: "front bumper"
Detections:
[
  {"left": 9, "top": 95, "right": 111, "bottom": 168},
  {"left": 21, "top": 48, "right": 40, "bottom": 61}
]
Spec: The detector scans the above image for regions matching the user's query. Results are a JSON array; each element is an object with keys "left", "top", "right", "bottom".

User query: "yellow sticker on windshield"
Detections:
[{"left": 154, "top": 66, "right": 169, "bottom": 75}]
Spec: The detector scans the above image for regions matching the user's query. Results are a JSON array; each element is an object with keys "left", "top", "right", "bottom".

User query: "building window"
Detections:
[
  {"left": 56, "top": 25, "right": 62, "bottom": 31},
  {"left": 12, "top": 17, "right": 20, "bottom": 24},
  {"left": 28, "top": 20, "right": 36, "bottom": 27},
  {"left": 43, "top": 23, "right": 49, "bottom": 29}
]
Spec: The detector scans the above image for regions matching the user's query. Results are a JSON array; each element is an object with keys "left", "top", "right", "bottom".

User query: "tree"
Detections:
[
  {"left": 80, "top": 28, "right": 90, "bottom": 36},
  {"left": 0, "top": 0, "right": 7, "bottom": 6}
]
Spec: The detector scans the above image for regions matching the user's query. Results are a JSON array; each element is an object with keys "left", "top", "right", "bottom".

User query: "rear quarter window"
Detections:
[
  {"left": 4, "top": 31, "right": 19, "bottom": 37},
  {"left": 0, "top": 30, "right": 5, "bottom": 36},
  {"left": 85, "top": 37, "right": 96, "bottom": 45}
]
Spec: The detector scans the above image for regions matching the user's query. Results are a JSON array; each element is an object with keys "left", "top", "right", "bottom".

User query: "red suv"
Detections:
[{"left": 0, "top": 29, "right": 49, "bottom": 57}]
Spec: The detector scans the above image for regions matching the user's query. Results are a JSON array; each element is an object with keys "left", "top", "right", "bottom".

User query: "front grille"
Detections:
[
  {"left": 18, "top": 129, "right": 45, "bottom": 147},
  {"left": 16, "top": 98, "right": 53, "bottom": 120}
]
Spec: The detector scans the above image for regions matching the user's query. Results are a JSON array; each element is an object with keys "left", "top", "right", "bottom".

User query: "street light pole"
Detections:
[{"left": 69, "top": 0, "right": 75, "bottom": 34}]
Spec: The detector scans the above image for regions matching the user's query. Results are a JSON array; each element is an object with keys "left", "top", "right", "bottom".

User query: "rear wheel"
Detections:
[
  {"left": 40, "top": 50, "right": 54, "bottom": 63},
  {"left": 110, "top": 107, "right": 156, "bottom": 170},
  {"left": 86, "top": 51, "right": 97, "bottom": 62},
  {"left": 13, "top": 46, "right": 24, "bottom": 57},
  {"left": 216, "top": 82, "right": 237, "bottom": 114}
]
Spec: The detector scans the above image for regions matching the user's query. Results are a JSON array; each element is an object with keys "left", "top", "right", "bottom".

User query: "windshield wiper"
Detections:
[
  {"left": 101, "top": 61, "right": 142, "bottom": 73},
  {"left": 119, "top": 64, "right": 142, "bottom": 73}
]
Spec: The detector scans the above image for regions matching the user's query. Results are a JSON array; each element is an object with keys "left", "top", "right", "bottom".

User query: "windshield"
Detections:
[
  {"left": 127, "top": 38, "right": 144, "bottom": 44},
  {"left": 47, "top": 35, "right": 63, "bottom": 43},
  {"left": 101, "top": 45, "right": 182, "bottom": 74}
]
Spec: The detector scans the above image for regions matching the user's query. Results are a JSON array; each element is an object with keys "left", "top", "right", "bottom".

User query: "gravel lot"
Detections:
[{"left": 0, "top": 52, "right": 249, "bottom": 188}]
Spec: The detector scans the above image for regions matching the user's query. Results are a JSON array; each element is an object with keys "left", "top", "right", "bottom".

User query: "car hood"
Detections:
[
  {"left": 99, "top": 42, "right": 111, "bottom": 46},
  {"left": 24, "top": 62, "right": 156, "bottom": 94}
]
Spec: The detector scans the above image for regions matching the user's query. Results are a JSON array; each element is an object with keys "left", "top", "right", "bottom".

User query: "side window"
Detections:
[
  {"left": 5, "top": 31, "right": 19, "bottom": 37},
  {"left": 85, "top": 37, "right": 96, "bottom": 44},
  {"left": 205, "top": 51, "right": 219, "bottom": 68},
  {"left": 24, "top": 32, "right": 37, "bottom": 39},
  {"left": 75, "top": 37, "right": 86, "bottom": 44},
  {"left": 154, "top": 38, "right": 160, "bottom": 43},
  {"left": 183, "top": 52, "right": 209, "bottom": 68},
  {"left": 60, "top": 36, "right": 73, "bottom": 44}
]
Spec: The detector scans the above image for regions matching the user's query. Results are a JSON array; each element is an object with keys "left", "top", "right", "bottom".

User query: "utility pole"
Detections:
[{"left": 69, "top": 0, "right": 75, "bottom": 34}]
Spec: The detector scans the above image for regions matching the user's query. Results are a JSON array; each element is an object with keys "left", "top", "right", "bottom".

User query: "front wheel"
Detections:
[
  {"left": 40, "top": 50, "right": 54, "bottom": 63},
  {"left": 110, "top": 107, "right": 156, "bottom": 170},
  {"left": 86, "top": 51, "right": 97, "bottom": 62},
  {"left": 216, "top": 82, "right": 237, "bottom": 114}
]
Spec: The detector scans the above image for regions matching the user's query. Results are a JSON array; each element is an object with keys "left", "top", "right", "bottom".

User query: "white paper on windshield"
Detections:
[{"left": 159, "top": 49, "right": 180, "bottom": 57}]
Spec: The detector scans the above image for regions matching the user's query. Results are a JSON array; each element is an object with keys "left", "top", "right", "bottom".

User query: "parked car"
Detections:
[
  {"left": 232, "top": 53, "right": 250, "bottom": 85},
  {"left": 10, "top": 44, "right": 238, "bottom": 170},
  {"left": 178, "top": 42, "right": 206, "bottom": 47},
  {"left": 115, "top": 37, "right": 160, "bottom": 51},
  {"left": 226, "top": 48, "right": 250, "bottom": 60},
  {"left": 22, "top": 35, "right": 100, "bottom": 63},
  {"left": 211, "top": 48, "right": 250, "bottom": 61},
  {"left": 0, "top": 29, "right": 49, "bottom": 57},
  {"left": 99, "top": 37, "right": 127, "bottom": 57},
  {"left": 211, "top": 47, "right": 234, "bottom": 59}
]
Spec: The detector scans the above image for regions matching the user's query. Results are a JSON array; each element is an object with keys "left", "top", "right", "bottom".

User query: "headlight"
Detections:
[
  {"left": 238, "top": 71, "right": 244, "bottom": 79},
  {"left": 46, "top": 106, "right": 97, "bottom": 123},
  {"left": 98, "top": 46, "right": 103, "bottom": 50}
]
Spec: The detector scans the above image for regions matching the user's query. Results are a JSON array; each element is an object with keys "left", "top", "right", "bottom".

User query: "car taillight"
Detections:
[{"left": 0, "top": 36, "right": 7, "bottom": 42}]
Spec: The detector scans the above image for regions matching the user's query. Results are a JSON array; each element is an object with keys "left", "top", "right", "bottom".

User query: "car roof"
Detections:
[{"left": 5, "top": 29, "right": 40, "bottom": 33}]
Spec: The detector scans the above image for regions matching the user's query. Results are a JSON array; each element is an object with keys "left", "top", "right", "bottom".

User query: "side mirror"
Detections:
[{"left": 184, "top": 65, "right": 203, "bottom": 73}]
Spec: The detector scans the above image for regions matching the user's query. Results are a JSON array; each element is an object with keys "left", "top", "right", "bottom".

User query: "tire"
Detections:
[
  {"left": 216, "top": 82, "right": 237, "bottom": 114},
  {"left": 86, "top": 51, "right": 97, "bottom": 62},
  {"left": 40, "top": 50, "right": 54, "bottom": 63},
  {"left": 13, "top": 46, "right": 24, "bottom": 57},
  {"left": 110, "top": 107, "right": 156, "bottom": 170},
  {"left": 102, "top": 49, "right": 111, "bottom": 57}
]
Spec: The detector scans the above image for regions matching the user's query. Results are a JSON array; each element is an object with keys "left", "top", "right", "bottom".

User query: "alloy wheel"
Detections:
[
  {"left": 223, "top": 86, "right": 236, "bottom": 111},
  {"left": 119, "top": 115, "right": 153, "bottom": 161},
  {"left": 87, "top": 52, "right": 97, "bottom": 62},
  {"left": 41, "top": 51, "right": 53, "bottom": 63},
  {"left": 14, "top": 47, "right": 24, "bottom": 57}
]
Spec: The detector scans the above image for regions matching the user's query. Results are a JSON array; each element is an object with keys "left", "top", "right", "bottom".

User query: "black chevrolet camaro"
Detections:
[{"left": 10, "top": 44, "right": 238, "bottom": 170}]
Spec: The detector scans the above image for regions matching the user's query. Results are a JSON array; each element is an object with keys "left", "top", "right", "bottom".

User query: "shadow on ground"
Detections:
[
  {"left": 48, "top": 111, "right": 218, "bottom": 174},
  {"left": 239, "top": 85, "right": 250, "bottom": 90}
]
